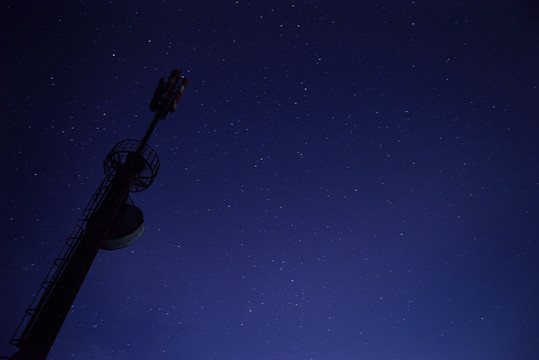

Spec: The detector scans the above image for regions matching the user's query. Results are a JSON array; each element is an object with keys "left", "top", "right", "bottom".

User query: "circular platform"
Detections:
[
  {"left": 101, "top": 203, "right": 145, "bottom": 250},
  {"left": 103, "top": 139, "right": 160, "bottom": 192}
]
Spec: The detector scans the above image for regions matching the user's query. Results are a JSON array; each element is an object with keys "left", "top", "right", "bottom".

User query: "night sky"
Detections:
[{"left": 1, "top": 1, "right": 538, "bottom": 359}]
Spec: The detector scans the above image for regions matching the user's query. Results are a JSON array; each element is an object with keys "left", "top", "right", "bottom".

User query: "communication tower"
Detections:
[{"left": 3, "top": 69, "right": 188, "bottom": 359}]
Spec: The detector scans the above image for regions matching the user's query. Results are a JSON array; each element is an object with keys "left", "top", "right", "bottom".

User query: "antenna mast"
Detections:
[{"left": 4, "top": 69, "right": 188, "bottom": 360}]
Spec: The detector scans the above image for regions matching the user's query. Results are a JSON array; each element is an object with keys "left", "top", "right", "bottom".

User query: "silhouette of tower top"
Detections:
[{"left": 4, "top": 69, "right": 188, "bottom": 360}]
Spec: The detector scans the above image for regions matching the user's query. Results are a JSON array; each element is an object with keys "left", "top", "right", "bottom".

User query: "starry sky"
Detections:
[{"left": 1, "top": 1, "right": 538, "bottom": 359}]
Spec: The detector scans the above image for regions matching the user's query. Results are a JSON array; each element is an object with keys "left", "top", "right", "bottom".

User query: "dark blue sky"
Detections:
[{"left": 1, "top": 1, "right": 538, "bottom": 359}]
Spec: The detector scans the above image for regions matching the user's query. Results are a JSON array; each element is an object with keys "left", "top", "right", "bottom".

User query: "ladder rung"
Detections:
[
  {"left": 41, "top": 280, "right": 58, "bottom": 290},
  {"left": 54, "top": 258, "right": 68, "bottom": 267},
  {"left": 25, "top": 308, "right": 36, "bottom": 316},
  {"left": 9, "top": 338, "right": 21, "bottom": 347}
]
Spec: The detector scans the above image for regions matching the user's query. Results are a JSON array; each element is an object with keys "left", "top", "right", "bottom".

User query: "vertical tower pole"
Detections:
[
  {"left": 6, "top": 70, "right": 187, "bottom": 359},
  {"left": 12, "top": 162, "right": 140, "bottom": 359}
]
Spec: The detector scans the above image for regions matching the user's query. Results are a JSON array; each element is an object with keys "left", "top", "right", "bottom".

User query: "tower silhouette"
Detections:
[{"left": 4, "top": 69, "right": 188, "bottom": 360}]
